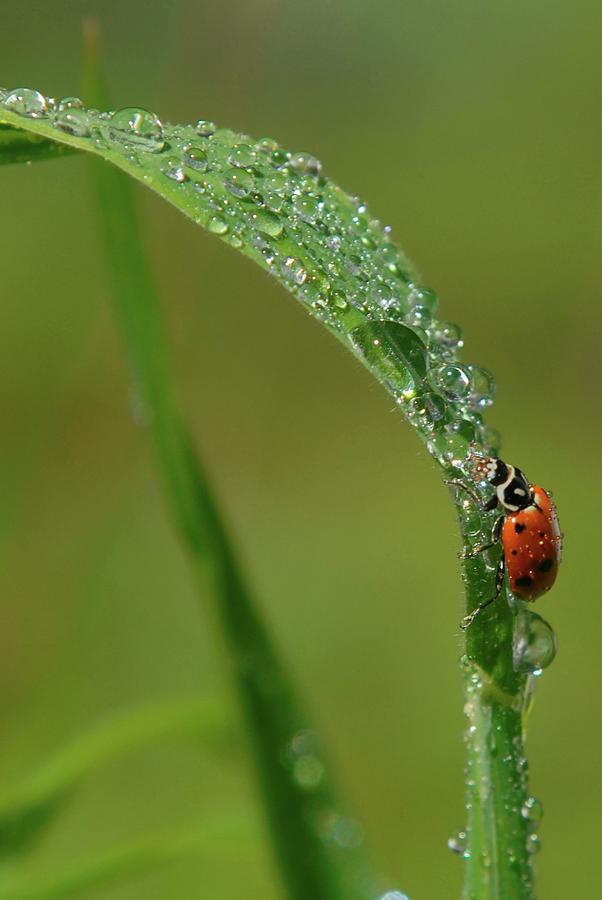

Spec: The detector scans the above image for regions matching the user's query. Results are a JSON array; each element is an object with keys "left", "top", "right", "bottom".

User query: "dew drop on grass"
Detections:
[
  {"left": 228, "top": 143, "right": 257, "bottom": 168},
  {"left": 289, "top": 152, "right": 322, "bottom": 177},
  {"left": 225, "top": 167, "right": 254, "bottom": 197},
  {"left": 433, "top": 321, "right": 464, "bottom": 353},
  {"left": 54, "top": 104, "right": 91, "bottom": 137},
  {"left": 431, "top": 363, "right": 472, "bottom": 401},
  {"left": 448, "top": 829, "right": 468, "bottom": 856},
  {"left": 466, "top": 364, "right": 496, "bottom": 409},
  {"left": 208, "top": 215, "right": 229, "bottom": 235},
  {"left": 161, "top": 156, "right": 187, "bottom": 183},
  {"left": 183, "top": 146, "right": 208, "bottom": 172},
  {"left": 513, "top": 610, "right": 557, "bottom": 675},
  {"left": 3, "top": 87, "right": 48, "bottom": 117},
  {"left": 521, "top": 796, "right": 544, "bottom": 824},
  {"left": 106, "top": 107, "right": 164, "bottom": 153},
  {"left": 195, "top": 119, "right": 216, "bottom": 137}
]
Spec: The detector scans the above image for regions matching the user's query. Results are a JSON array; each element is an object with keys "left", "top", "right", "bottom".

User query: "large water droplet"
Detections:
[
  {"left": 106, "top": 107, "right": 164, "bottom": 153},
  {"left": 249, "top": 209, "right": 283, "bottom": 238},
  {"left": 467, "top": 364, "right": 496, "bottom": 409},
  {"left": 183, "top": 146, "right": 208, "bottom": 172},
  {"left": 160, "top": 156, "right": 187, "bottom": 182},
  {"left": 225, "top": 167, "right": 254, "bottom": 197},
  {"left": 433, "top": 321, "right": 464, "bottom": 353},
  {"left": 431, "top": 363, "right": 472, "bottom": 401},
  {"left": 208, "top": 215, "right": 229, "bottom": 235},
  {"left": 289, "top": 152, "right": 322, "bottom": 177},
  {"left": 3, "top": 88, "right": 48, "bottom": 118},
  {"left": 293, "top": 193, "right": 321, "bottom": 223},
  {"left": 54, "top": 105, "right": 91, "bottom": 137},
  {"left": 228, "top": 143, "right": 257, "bottom": 168},
  {"left": 195, "top": 119, "right": 216, "bottom": 137},
  {"left": 513, "top": 610, "right": 557, "bottom": 674}
]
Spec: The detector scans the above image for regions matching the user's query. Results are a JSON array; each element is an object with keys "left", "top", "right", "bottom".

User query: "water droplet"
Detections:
[
  {"left": 195, "top": 119, "right": 216, "bottom": 137},
  {"left": 161, "top": 156, "right": 187, "bottom": 182},
  {"left": 269, "top": 148, "right": 290, "bottom": 168},
  {"left": 3, "top": 88, "right": 48, "bottom": 117},
  {"left": 448, "top": 830, "right": 468, "bottom": 857},
  {"left": 182, "top": 146, "right": 208, "bottom": 172},
  {"left": 249, "top": 209, "right": 283, "bottom": 238},
  {"left": 255, "top": 136, "right": 279, "bottom": 154},
  {"left": 289, "top": 152, "right": 322, "bottom": 177},
  {"left": 433, "top": 322, "right": 464, "bottom": 353},
  {"left": 265, "top": 171, "right": 288, "bottom": 194},
  {"left": 54, "top": 105, "right": 90, "bottom": 137},
  {"left": 208, "top": 215, "right": 229, "bottom": 235},
  {"left": 225, "top": 166, "right": 254, "bottom": 197},
  {"left": 228, "top": 143, "right": 257, "bottom": 168},
  {"left": 293, "top": 193, "right": 321, "bottom": 223},
  {"left": 378, "top": 892, "right": 410, "bottom": 900},
  {"left": 466, "top": 364, "right": 496, "bottom": 409},
  {"left": 372, "top": 282, "right": 396, "bottom": 310},
  {"left": 431, "top": 363, "right": 472, "bottom": 401},
  {"left": 282, "top": 256, "right": 307, "bottom": 284},
  {"left": 521, "top": 796, "right": 544, "bottom": 824},
  {"left": 106, "top": 107, "right": 164, "bottom": 152},
  {"left": 526, "top": 833, "right": 541, "bottom": 855},
  {"left": 513, "top": 610, "right": 557, "bottom": 674},
  {"left": 57, "top": 97, "right": 83, "bottom": 112}
]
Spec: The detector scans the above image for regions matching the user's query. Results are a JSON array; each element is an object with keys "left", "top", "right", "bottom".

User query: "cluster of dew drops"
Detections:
[{"left": 1, "top": 86, "right": 498, "bottom": 475}]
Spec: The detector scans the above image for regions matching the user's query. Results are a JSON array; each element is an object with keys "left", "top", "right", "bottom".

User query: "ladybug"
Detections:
[{"left": 448, "top": 456, "right": 563, "bottom": 629}]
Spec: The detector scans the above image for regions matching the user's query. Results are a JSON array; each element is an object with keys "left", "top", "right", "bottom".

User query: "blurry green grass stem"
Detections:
[
  {"left": 0, "top": 699, "right": 231, "bottom": 860},
  {"left": 82, "top": 35, "right": 369, "bottom": 900},
  {"left": 0, "top": 811, "right": 257, "bottom": 900}
]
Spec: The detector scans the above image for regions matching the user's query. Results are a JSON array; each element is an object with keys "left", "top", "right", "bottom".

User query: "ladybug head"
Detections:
[{"left": 471, "top": 455, "right": 509, "bottom": 487}]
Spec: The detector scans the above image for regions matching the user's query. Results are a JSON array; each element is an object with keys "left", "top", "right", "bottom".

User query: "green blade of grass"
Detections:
[
  {"left": 0, "top": 123, "right": 77, "bottom": 165},
  {"left": 0, "top": 697, "right": 232, "bottom": 860},
  {"left": 0, "top": 811, "right": 257, "bottom": 900},
  {"left": 0, "top": 79, "right": 557, "bottom": 898},
  {"left": 78, "top": 38, "right": 374, "bottom": 900}
]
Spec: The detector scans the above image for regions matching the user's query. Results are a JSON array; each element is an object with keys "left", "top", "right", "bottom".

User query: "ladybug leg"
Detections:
[
  {"left": 460, "top": 556, "right": 505, "bottom": 630},
  {"left": 445, "top": 479, "right": 482, "bottom": 506},
  {"left": 459, "top": 514, "right": 504, "bottom": 559}
]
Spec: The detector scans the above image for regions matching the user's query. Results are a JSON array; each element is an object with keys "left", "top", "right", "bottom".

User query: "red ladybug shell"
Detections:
[{"left": 502, "top": 486, "right": 562, "bottom": 600}]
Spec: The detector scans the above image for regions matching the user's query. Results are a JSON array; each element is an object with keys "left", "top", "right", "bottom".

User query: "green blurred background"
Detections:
[{"left": 1, "top": 1, "right": 600, "bottom": 897}]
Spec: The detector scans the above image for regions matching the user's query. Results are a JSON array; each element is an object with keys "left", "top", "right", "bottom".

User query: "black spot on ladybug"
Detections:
[
  {"left": 539, "top": 531, "right": 545, "bottom": 538},
  {"left": 511, "top": 549, "right": 517, "bottom": 556},
  {"left": 515, "top": 575, "right": 533, "bottom": 588},
  {"left": 538, "top": 558, "right": 554, "bottom": 573},
  {"left": 514, "top": 522, "right": 526, "bottom": 534}
]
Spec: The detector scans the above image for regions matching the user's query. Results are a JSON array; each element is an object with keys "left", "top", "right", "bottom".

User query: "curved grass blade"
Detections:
[
  {"left": 0, "top": 811, "right": 257, "bottom": 900},
  {"left": 0, "top": 698, "right": 232, "bottom": 860},
  {"left": 0, "top": 83, "right": 555, "bottom": 898},
  {"left": 0, "top": 123, "right": 77, "bottom": 166}
]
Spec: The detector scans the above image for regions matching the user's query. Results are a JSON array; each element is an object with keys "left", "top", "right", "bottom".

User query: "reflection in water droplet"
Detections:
[
  {"left": 467, "top": 364, "right": 496, "bottom": 409},
  {"left": 433, "top": 321, "right": 464, "bottom": 353},
  {"left": 225, "top": 167, "right": 254, "bottom": 197},
  {"left": 208, "top": 215, "right": 229, "bottom": 234},
  {"left": 289, "top": 152, "right": 322, "bottom": 177},
  {"left": 107, "top": 107, "right": 164, "bottom": 152},
  {"left": 3, "top": 88, "right": 48, "bottom": 117},
  {"left": 196, "top": 119, "right": 216, "bottom": 137},
  {"left": 161, "top": 156, "right": 187, "bottom": 183},
  {"left": 513, "top": 609, "right": 557, "bottom": 674},
  {"left": 228, "top": 143, "right": 257, "bottom": 168},
  {"left": 521, "top": 796, "right": 544, "bottom": 824},
  {"left": 431, "top": 363, "right": 472, "bottom": 401},
  {"left": 183, "top": 146, "right": 208, "bottom": 172},
  {"left": 54, "top": 105, "right": 90, "bottom": 137},
  {"left": 447, "top": 830, "right": 469, "bottom": 857},
  {"left": 526, "top": 833, "right": 541, "bottom": 855}
]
